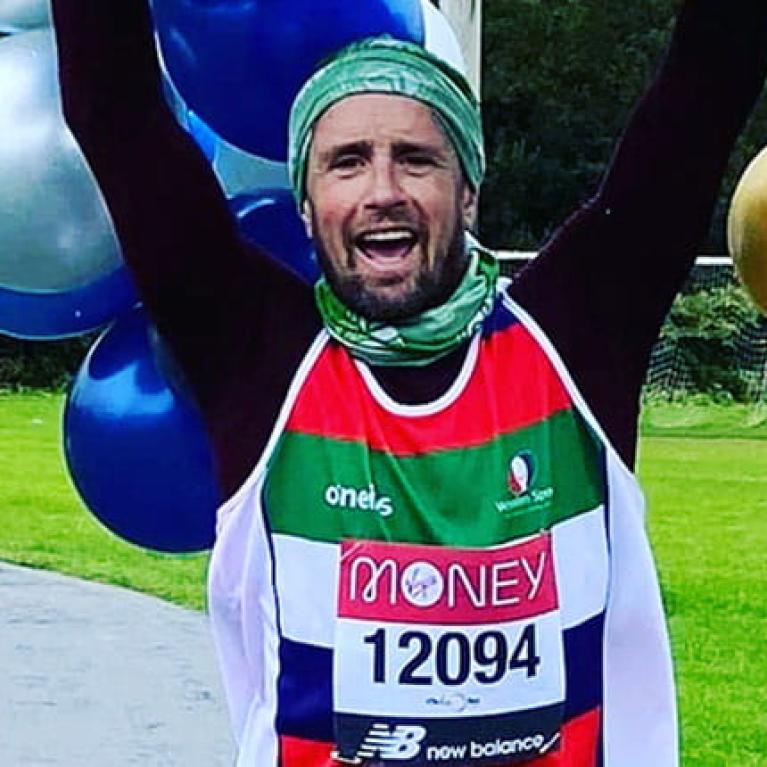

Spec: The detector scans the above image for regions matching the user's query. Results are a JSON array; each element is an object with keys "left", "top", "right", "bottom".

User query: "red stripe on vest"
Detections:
[
  {"left": 278, "top": 708, "right": 599, "bottom": 766},
  {"left": 287, "top": 325, "right": 573, "bottom": 456},
  {"left": 526, "top": 707, "right": 601, "bottom": 767},
  {"left": 280, "top": 734, "right": 334, "bottom": 766}
]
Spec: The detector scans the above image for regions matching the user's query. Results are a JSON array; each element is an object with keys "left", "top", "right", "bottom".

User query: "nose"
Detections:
[{"left": 364, "top": 155, "right": 406, "bottom": 211}]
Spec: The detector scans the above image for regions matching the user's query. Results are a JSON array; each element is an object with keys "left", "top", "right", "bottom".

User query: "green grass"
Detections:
[
  {"left": 0, "top": 391, "right": 209, "bottom": 609},
  {"left": 641, "top": 397, "right": 767, "bottom": 440},
  {"left": 639, "top": 435, "right": 767, "bottom": 766},
  {"left": 1, "top": 391, "right": 766, "bottom": 763}
]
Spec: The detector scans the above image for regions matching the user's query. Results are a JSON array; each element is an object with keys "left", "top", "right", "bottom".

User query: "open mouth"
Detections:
[{"left": 353, "top": 228, "right": 418, "bottom": 263}]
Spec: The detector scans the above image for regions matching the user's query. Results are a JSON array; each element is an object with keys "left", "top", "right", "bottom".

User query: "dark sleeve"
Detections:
[
  {"left": 51, "top": 0, "right": 320, "bottom": 415},
  {"left": 509, "top": 0, "right": 767, "bottom": 468},
  {"left": 52, "top": 0, "right": 322, "bottom": 495}
]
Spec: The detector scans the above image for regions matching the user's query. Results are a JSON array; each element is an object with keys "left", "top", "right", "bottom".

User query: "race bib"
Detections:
[{"left": 333, "top": 535, "right": 565, "bottom": 765}]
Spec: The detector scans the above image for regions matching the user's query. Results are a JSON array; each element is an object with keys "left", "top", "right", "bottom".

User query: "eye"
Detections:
[
  {"left": 401, "top": 152, "right": 437, "bottom": 172},
  {"left": 330, "top": 154, "right": 365, "bottom": 173}
]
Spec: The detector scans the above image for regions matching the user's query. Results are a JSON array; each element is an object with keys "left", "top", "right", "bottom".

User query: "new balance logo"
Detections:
[{"left": 356, "top": 723, "right": 427, "bottom": 760}]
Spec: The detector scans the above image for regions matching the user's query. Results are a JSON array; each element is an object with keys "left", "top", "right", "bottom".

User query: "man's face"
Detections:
[{"left": 303, "top": 94, "right": 477, "bottom": 321}]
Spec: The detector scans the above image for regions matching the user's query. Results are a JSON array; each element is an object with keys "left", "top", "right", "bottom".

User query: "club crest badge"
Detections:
[
  {"left": 496, "top": 450, "right": 555, "bottom": 515},
  {"left": 507, "top": 451, "right": 535, "bottom": 496}
]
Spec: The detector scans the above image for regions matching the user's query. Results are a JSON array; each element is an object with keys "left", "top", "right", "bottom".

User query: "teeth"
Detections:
[{"left": 360, "top": 229, "right": 414, "bottom": 243}]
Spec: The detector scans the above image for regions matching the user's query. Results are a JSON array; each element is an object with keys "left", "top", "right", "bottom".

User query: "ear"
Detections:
[
  {"left": 461, "top": 184, "right": 478, "bottom": 229},
  {"left": 301, "top": 199, "right": 313, "bottom": 238}
]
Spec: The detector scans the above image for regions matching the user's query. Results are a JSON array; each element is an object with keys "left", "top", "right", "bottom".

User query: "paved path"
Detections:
[{"left": 0, "top": 562, "right": 235, "bottom": 766}]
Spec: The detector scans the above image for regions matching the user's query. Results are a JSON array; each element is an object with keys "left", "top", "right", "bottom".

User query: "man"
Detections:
[{"left": 52, "top": 1, "right": 767, "bottom": 766}]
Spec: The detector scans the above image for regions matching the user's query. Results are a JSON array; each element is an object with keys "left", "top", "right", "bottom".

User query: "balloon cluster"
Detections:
[{"left": 0, "top": 0, "right": 465, "bottom": 551}]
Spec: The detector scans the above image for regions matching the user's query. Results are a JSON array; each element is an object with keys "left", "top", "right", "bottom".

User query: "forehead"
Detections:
[{"left": 310, "top": 93, "right": 451, "bottom": 154}]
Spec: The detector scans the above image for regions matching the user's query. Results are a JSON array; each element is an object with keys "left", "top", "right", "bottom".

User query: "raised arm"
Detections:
[
  {"left": 510, "top": 0, "right": 767, "bottom": 466},
  {"left": 52, "top": 0, "right": 318, "bottom": 415}
]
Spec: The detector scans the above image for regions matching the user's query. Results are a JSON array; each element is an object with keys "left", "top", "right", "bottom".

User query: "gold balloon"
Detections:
[{"left": 728, "top": 146, "right": 767, "bottom": 314}]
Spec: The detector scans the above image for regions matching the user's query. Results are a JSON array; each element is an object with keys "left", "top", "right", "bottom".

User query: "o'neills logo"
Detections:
[
  {"left": 338, "top": 535, "right": 558, "bottom": 624},
  {"left": 325, "top": 483, "right": 394, "bottom": 517}
]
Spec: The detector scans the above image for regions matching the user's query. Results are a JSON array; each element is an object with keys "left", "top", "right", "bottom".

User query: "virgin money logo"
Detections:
[
  {"left": 339, "top": 535, "right": 557, "bottom": 623},
  {"left": 401, "top": 562, "right": 444, "bottom": 608}
]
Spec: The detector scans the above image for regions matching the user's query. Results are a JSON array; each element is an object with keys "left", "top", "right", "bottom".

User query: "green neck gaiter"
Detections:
[{"left": 315, "top": 241, "right": 499, "bottom": 368}]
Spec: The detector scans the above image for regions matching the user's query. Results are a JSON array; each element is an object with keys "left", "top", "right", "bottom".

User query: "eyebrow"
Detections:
[
  {"left": 317, "top": 140, "right": 449, "bottom": 167},
  {"left": 392, "top": 141, "right": 449, "bottom": 160},
  {"left": 317, "top": 141, "right": 372, "bottom": 167}
]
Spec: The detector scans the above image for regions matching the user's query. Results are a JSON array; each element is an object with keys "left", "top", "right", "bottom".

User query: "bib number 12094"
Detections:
[{"left": 363, "top": 625, "right": 540, "bottom": 687}]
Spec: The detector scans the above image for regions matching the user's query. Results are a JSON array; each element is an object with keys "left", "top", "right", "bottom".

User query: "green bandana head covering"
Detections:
[{"left": 288, "top": 36, "right": 485, "bottom": 205}]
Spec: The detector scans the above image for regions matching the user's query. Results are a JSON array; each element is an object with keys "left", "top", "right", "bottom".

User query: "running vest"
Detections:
[{"left": 208, "top": 289, "right": 678, "bottom": 767}]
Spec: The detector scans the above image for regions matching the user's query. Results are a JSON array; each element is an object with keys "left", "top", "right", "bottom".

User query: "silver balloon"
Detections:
[
  {"left": 0, "top": 30, "right": 123, "bottom": 293},
  {"left": 0, "top": 0, "right": 50, "bottom": 34}
]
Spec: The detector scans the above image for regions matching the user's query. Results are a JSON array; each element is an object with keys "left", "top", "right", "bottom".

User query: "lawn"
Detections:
[
  {"left": 1, "top": 390, "right": 765, "bottom": 764},
  {"left": 0, "top": 391, "right": 209, "bottom": 609},
  {"left": 638, "top": 431, "right": 767, "bottom": 765}
]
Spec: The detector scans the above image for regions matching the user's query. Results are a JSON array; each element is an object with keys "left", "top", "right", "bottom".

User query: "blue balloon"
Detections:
[
  {"left": 0, "top": 267, "right": 138, "bottom": 340},
  {"left": 229, "top": 190, "right": 319, "bottom": 284},
  {"left": 64, "top": 307, "right": 220, "bottom": 553},
  {"left": 152, "top": 0, "right": 424, "bottom": 160}
]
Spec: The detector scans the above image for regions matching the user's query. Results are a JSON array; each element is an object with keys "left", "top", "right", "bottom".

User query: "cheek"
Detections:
[
  {"left": 424, "top": 194, "right": 462, "bottom": 240},
  {"left": 421, "top": 195, "right": 463, "bottom": 266},
  {"left": 312, "top": 190, "right": 358, "bottom": 239},
  {"left": 410, "top": 178, "right": 460, "bottom": 226},
  {"left": 311, "top": 208, "right": 345, "bottom": 247}
]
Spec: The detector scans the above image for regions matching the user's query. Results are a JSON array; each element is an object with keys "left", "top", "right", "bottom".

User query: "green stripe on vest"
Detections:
[{"left": 265, "top": 409, "right": 604, "bottom": 546}]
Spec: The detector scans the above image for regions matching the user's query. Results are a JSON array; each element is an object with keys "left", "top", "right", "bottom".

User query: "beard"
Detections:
[{"left": 312, "top": 210, "right": 470, "bottom": 323}]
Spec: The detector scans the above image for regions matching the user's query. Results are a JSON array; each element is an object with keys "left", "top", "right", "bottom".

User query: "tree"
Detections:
[{"left": 481, "top": 0, "right": 767, "bottom": 252}]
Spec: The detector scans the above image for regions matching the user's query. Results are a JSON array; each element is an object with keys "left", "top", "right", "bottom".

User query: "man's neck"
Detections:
[{"left": 368, "top": 340, "right": 471, "bottom": 405}]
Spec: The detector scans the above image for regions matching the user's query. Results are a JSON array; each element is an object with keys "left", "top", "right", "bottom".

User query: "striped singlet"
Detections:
[{"left": 208, "top": 289, "right": 678, "bottom": 767}]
